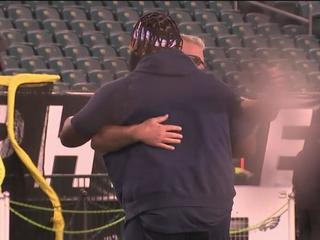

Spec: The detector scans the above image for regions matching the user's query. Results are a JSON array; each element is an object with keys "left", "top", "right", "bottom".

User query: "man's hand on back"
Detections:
[
  {"left": 91, "top": 114, "right": 183, "bottom": 154},
  {"left": 134, "top": 114, "right": 183, "bottom": 150}
]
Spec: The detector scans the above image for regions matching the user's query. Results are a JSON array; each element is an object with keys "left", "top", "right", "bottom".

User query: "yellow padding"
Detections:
[
  {"left": 0, "top": 156, "right": 5, "bottom": 192},
  {"left": 0, "top": 74, "right": 65, "bottom": 240}
]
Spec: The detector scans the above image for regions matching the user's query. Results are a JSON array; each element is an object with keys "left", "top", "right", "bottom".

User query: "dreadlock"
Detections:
[{"left": 130, "top": 12, "right": 183, "bottom": 57}]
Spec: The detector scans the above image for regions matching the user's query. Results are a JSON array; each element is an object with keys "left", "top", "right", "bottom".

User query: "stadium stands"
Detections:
[{"left": 0, "top": 0, "right": 319, "bottom": 93}]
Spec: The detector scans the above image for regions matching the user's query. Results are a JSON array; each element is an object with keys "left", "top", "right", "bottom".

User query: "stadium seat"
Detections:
[
  {"left": 118, "top": 46, "right": 130, "bottom": 60},
  {"left": 209, "top": 1, "right": 233, "bottom": 15},
  {"left": 155, "top": 1, "right": 181, "bottom": 9},
  {"left": 182, "top": 1, "right": 207, "bottom": 11},
  {"left": 282, "top": 48, "right": 307, "bottom": 61},
  {"left": 179, "top": 22, "right": 203, "bottom": 35},
  {"left": 63, "top": 45, "right": 91, "bottom": 60},
  {"left": 52, "top": 82, "right": 70, "bottom": 93},
  {"left": 154, "top": 1, "right": 181, "bottom": 11},
  {"left": 76, "top": 57, "right": 102, "bottom": 71},
  {"left": 35, "top": 6, "right": 61, "bottom": 21},
  {"left": 78, "top": 1, "right": 104, "bottom": 8},
  {"left": 269, "top": 36, "right": 295, "bottom": 49},
  {"left": 15, "top": 19, "right": 41, "bottom": 31},
  {"left": 70, "top": 82, "right": 99, "bottom": 92},
  {"left": 268, "top": 59, "right": 293, "bottom": 71},
  {"left": 308, "top": 48, "right": 320, "bottom": 63},
  {"left": 7, "top": 4, "right": 33, "bottom": 19},
  {"left": 0, "top": 1, "right": 24, "bottom": 5},
  {"left": 55, "top": 30, "right": 80, "bottom": 46},
  {"left": 255, "top": 48, "right": 281, "bottom": 60},
  {"left": 70, "top": 20, "right": 96, "bottom": 34},
  {"left": 140, "top": 7, "right": 166, "bottom": 16},
  {"left": 89, "top": 7, "right": 114, "bottom": 22},
  {"left": 62, "top": 6, "right": 88, "bottom": 21},
  {"left": 243, "top": 35, "right": 269, "bottom": 49},
  {"left": 239, "top": 59, "right": 266, "bottom": 72},
  {"left": 205, "top": 22, "right": 229, "bottom": 37},
  {"left": 109, "top": 32, "right": 131, "bottom": 49},
  {"left": 245, "top": 13, "right": 271, "bottom": 28},
  {"left": 204, "top": 47, "right": 226, "bottom": 61},
  {"left": 88, "top": 69, "right": 114, "bottom": 85},
  {"left": 286, "top": 71, "right": 307, "bottom": 90},
  {"left": 8, "top": 44, "right": 35, "bottom": 58},
  {"left": 33, "top": 68, "right": 57, "bottom": 74},
  {"left": 36, "top": 44, "right": 64, "bottom": 59},
  {"left": 312, "top": 13, "right": 320, "bottom": 38},
  {"left": 249, "top": 69, "right": 272, "bottom": 87},
  {"left": 231, "top": 23, "right": 255, "bottom": 37},
  {"left": 282, "top": 24, "right": 307, "bottom": 37},
  {"left": 0, "top": 56, "right": 20, "bottom": 70},
  {"left": 211, "top": 59, "right": 238, "bottom": 74},
  {"left": 48, "top": 57, "right": 75, "bottom": 72},
  {"left": 60, "top": 69, "right": 87, "bottom": 83},
  {"left": 105, "top": 1, "right": 129, "bottom": 11},
  {"left": 82, "top": 31, "right": 108, "bottom": 47},
  {"left": 103, "top": 58, "right": 128, "bottom": 73},
  {"left": 0, "top": 6, "right": 4, "bottom": 18},
  {"left": 27, "top": 30, "right": 54, "bottom": 46},
  {"left": 43, "top": 19, "right": 69, "bottom": 33},
  {"left": 0, "top": 19, "right": 14, "bottom": 31},
  {"left": 116, "top": 7, "right": 140, "bottom": 23},
  {"left": 256, "top": 23, "right": 282, "bottom": 37},
  {"left": 170, "top": 10, "right": 193, "bottom": 24},
  {"left": 20, "top": 56, "right": 48, "bottom": 71},
  {"left": 296, "top": 35, "right": 319, "bottom": 51},
  {"left": 91, "top": 45, "right": 117, "bottom": 61},
  {"left": 1, "top": 29, "right": 26, "bottom": 45},
  {"left": 114, "top": 70, "right": 130, "bottom": 79},
  {"left": 123, "top": 20, "right": 136, "bottom": 33},
  {"left": 3, "top": 68, "right": 28, "bottom": 75},
  {"left": 50, "top": 1, "right": 78, "bottom": 7},
  {"left": 227, "top": 47, "right": 254, "bottom": 60},
  {"left": 294, "top": 60, "right": 319, "bottom": 73},
  {"left": 97, "top": 20, "right": 123, "bottom": 37},
  {"left": 224, "top": 71, "right": 250, "bottom": 87},
  {"left": 307, "top": 72, "right": 320, "bottom": 90},
  {"left": 194, "top": 10, "right": 218, "bottom": 26},
  {"left": 130, "top": 0, "right": 156, "bottom": 11},
  {"left": 217, "top": 35, "right": 242, "bottom": 49},
  {"left": 221, "top": 11, "right": 244, "bottom": 27}
]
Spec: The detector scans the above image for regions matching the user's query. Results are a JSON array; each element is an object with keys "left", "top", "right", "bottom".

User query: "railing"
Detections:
[
  {"left": 9, "top": 174, "right": 122, "bottom": 240},
  {"left": 0, "top": 192, "right": 10, "bottom": 240},
  {"left": 235, "top": 1, "right": 314, "bottom": 35}
]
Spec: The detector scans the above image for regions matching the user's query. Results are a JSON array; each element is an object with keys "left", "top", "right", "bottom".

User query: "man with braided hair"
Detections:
[{"left": 60, "top": 12, "right": 280, "bottom": 240}]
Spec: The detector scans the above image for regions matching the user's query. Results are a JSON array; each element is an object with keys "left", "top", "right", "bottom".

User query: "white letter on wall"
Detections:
[
  {"left": 43, "top": 106, "right": 95, "bottom": 188},
  {"left": 261, "top": 109, "right": 313, "bottom": 187}
]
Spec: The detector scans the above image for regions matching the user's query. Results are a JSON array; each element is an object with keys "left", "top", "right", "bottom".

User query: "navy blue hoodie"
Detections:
[{"left": 72, "top": 49, "right": 241, "bottom": 220}]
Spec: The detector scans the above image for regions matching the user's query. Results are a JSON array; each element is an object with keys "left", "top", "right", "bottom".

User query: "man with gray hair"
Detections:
[{"left": 60, "top": 12, "right": 281, "bottom": 240}]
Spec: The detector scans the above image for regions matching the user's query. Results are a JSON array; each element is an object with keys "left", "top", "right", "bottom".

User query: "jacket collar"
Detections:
[{"left": 134, "top": 49, "right": 198, "bottom": 76}]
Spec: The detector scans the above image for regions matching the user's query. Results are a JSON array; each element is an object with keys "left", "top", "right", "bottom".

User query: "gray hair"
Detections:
[{"left": 181, "top": 34, "right": 205, "bottom": 49}]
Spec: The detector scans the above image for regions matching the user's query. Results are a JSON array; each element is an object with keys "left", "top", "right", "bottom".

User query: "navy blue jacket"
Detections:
[{"left": 72, "top": 49, "right": 241, "bottom": 220}]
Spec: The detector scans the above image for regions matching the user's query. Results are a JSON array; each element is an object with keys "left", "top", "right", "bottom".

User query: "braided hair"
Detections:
[{"left": 130, "top": 12, "right": 183, "bottom": 57}]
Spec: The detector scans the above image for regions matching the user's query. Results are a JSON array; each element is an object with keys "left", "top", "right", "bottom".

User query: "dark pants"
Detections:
[
  {"left": 297, "top": 208, "right": 320, "bottom": 240},
  {"left": 123, "top": 216, "right": 230, "bottom": 240}
]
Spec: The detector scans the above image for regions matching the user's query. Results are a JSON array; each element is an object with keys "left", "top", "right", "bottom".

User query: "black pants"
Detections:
[
  {"left": 123, "top": 216, "right": 230, "bottom": 240},
  {"left": 297, "top": 208, "right": 320, "bottom": 240}
]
